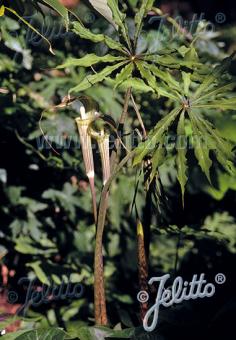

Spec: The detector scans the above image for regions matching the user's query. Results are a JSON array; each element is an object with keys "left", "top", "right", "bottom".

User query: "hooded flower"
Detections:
[
  {"left": 89, "top": 126, "right": 110, "bottom": 186},
  {"left": 74, "top": 97, "right": 99, "bottom": 222}
]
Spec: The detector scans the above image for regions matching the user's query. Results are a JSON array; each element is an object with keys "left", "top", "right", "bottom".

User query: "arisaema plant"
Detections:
[{"left": 14, "top": 0, "right": 233, "bottom": 328}]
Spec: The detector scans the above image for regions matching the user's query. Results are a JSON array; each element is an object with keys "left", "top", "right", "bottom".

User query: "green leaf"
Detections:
[
  {"left": 178, "top": 46, "right": 191, "bottom": 57},
  {"left": 193, "top": 97, "right": 236, "bottom": 110},
  {"left": 184, "top": 45, "right": 199, "bottom": 63},
  {"left": 144, "top": 54, "right": 200, "bottom": 69},
  {"left": 15, "top": 236, "right": 56, "bottom": 255},
  {"left": 107, "top": 0, "right": 131, "bottom": 49},
  {"left": 149, "top": 64, "right": 179, "bottom": 90},
  {"left": 215, "top": 151, "right": 234, "bottom": 174},
  {"left": 136, "top": 60, "right": 156, "bottom": 87},
  {"left": 114, "top": 77, "right": 154, "bottom": 92},
  {"left": 57, "top": 54, "right": 124, "bottom": 68},
  {"left": 196, "top": 115, "right": 233, "bottom": 159},
  {"left": 136, "top": 61, "right": 179, "bottom": 100},
  {"left": 176, "top": 110, "right": 188, "bottom": 204},
  {"left": 70, "top": 61, "right": 128, "bottom": 92},
  {"left": 193, "top": 114, "right": 233, "bottom": 173},
  {"left": 133, "top": 107, "right": 182, "bottom": 165},
  {"left": 206, "top": 172, "right": 236, "bottom": 200},
  {"left": 192, "top": 82, "right": 236, "bottom": 104},
  {"left": 156, "top": 83, "right": 180, "bottom": 100},
  {"left": 42, "top": 0, "right": 69, "bottom": 29},
  {"left": 72, "top": 21, "right": 125, "bottom": 52},
  {"left": 193, "top": 53, "right": 235, "bottom": 100},
  {"left": 27, "top": 261, "right": 50, "bottom": 285},
  {"left": 149, "top": 139, "right": 166, "bottom": 183},
  {"left": 106, "top": 327, "right": 135, "bottom": 338},
  {"left": 10, "top": 328, "right": 67, "bottom": 340},
  {"left": 182, "top": 71, "right": 191, "bottom": 96},
  {"left": 189, "top": 111, "right": 212, "bottom": 182},
  {"left": 113, "top": 62, "right": 133, "bottom": 88},
  {"left": 134, "top": 0, "right": 154, "bottom": 44}
]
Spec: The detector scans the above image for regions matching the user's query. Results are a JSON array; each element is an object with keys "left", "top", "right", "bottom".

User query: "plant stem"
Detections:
[
  {"left": 110, "top": 88, "right": 132, "bottom": 172},
  {"left": 94, "top": 150, "right": 136, "bottom": 322},
  {"left": 94, "top": 87, "right": 133, "bottom": 324},
  {"left": 130, "top": 95, "right": 150, "bottom": 320},
  {"left": 131, "top": 94, "right": 147, "bottom": 139}
]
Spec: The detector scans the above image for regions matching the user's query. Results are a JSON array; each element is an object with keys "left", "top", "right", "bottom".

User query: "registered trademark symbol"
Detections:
[
  {"left": 215, "top": 273, "right": 226, "bottom": 284},
  {"left": 215, "top": 12, "right": 226, "bottom": 24}
]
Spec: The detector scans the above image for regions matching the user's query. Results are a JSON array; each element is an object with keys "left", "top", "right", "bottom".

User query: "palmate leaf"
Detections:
[
  {"left": 189, "top": 111, "right": 212, "bottom": 182},
  {"left": 107, "top": 0, "right": 131, "bottom": 49},
  {"left": 176, "top": 110, "right": 188, "bottom": 204},
  {"left": 57, "top": 53, "right": 125, "bottom": 68},
  {"left": 133, "top": 107, "right": 182, "bottom": 165},
  {"left": 134, "top": 0, "right": 154, "bottom": 44},
  {"left": 70, "top": 60, "right": 128, "bottom": 92},
  {"left": 72, "top": 21, "right": 125, "bottom": 53},
  {"left": 193, "top": 52, "right": 236, "bottom": 100}
]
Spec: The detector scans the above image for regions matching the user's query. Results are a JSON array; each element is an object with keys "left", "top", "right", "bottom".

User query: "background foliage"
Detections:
[{"left": 0, "top": 0, "right": 236, "bottom": 339}]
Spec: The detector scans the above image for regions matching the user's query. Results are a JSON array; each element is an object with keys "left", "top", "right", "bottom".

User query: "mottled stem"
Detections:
[
  {"left": 94, "top": 150, "right": 135, "bottom": 324},
  {"left": 137, "top": 219, "right": 149, "bottom": 321},
  {"left": 94, "top": 89, "right": 132, "bottom": 325}
]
